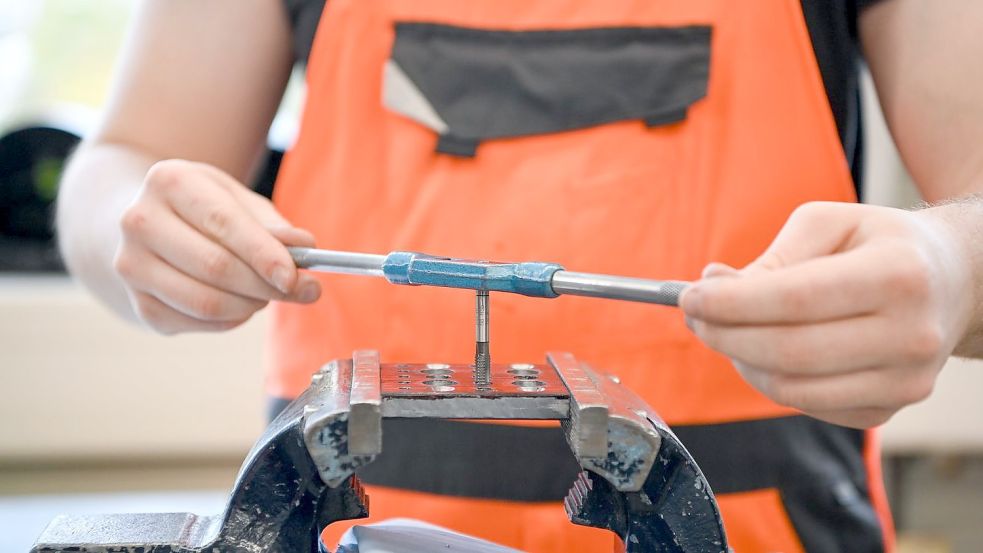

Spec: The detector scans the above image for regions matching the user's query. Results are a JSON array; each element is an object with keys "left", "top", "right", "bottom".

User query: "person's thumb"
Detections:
[{"left": 743, "top": 201, "right": 861, "bottom": 275}]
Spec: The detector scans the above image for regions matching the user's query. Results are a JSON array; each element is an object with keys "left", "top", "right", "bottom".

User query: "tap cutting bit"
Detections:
[{"left": 474, "top": 290, "right": 490, "bottom": 385}]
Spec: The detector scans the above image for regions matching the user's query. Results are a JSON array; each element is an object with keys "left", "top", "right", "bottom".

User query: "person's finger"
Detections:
[
  {"left": 146, "top": 163, "right": 300, "bottom": 294},
  {"left": 128, "top": 290, "right": 242, "bottom": 334},
  {"left": 734, "top": 362, "right": 934, "bottom": 417},
  {"left": 129, "top": 206, "right": 289, "bottom": 301},
  {"left": 202, "top": 163, "right": 296, "bottom": 228},
  {"left": 742, "top": 202, "right": 864, "bottom": 274},
  {"left": 193, "top": 163, "right": 318, "bottom": 251},
  {"left": 680, "top": 263, "right": 739, "bottom": 325},
  {"left": 291, "top": 273, "right": 322, "bottom": 304},
  {"left": 806, "top": 407, "right": 897, "bottom": 429},
  {"left": 701, "top": 262, "right": 739, "bottom": 279},
  {"left": 689, "top": 314, "right": 937, "bottom": 375},
  {"left": 680, "top": 244, "right": 909, "bottom": 324},
  {"left": 268, "top": 226, "right": 322, "bottom": 303},
  {"left": 115, "top": 247, "right": 268, "bottom": 322},
  {"left": 268, "top": 225, "right": 316, "bottom": 248},
  {"left": 157, "top": 161, "right": 321, "bottom": 304}
]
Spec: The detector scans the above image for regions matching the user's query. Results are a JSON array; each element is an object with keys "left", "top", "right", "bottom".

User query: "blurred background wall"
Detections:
[
  {"left": 0, "top": 3, "right": 270, "bottom": 550},
  {"left": 0, "top": 2, "right": 980, "bottom": 552}
]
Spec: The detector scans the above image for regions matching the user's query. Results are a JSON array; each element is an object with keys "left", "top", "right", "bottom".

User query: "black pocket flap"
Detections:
[{"left": 384, "top": 23, "right": 712, "bottom": 156}]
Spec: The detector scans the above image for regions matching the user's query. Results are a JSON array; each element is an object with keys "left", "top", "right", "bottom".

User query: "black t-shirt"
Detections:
[{"left": 282, "top": 0, "right": 883, "bottom": 189}]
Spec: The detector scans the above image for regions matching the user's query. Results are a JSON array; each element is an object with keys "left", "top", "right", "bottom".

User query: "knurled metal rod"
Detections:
[{"left": 474, "top": 290, "right": 491, "bottom": 385}]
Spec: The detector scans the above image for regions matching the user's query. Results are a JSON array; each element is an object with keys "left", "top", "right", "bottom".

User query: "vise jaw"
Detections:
[{"left": 31, "top": 351, "right": 729, "bottom": 553}]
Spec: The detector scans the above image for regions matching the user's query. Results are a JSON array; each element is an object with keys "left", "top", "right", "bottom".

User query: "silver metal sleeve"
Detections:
[
  {"left": 475, "top": 290, "right": 489, "bottom": 342},
  {"left": 289, "top": 247, "right": 386, "bottom": 277},
  {"left": 550, "top": 271, "right": 690, "bottom": 306}
]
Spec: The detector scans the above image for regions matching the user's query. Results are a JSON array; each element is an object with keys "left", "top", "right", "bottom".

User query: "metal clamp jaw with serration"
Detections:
[
  {"left": 551, "top": 352, "right": 729, "bottom": 552},
  {"left": 31, "top": 350, "right": 729, "bottom": 553}
]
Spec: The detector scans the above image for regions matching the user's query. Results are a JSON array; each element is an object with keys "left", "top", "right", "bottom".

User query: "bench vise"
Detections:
[
  {"left": 32, "top": 350, "right": 729, "bottom": 552},
  {"left": 34, "top": 248, "right": 727, "bottom": 551}
]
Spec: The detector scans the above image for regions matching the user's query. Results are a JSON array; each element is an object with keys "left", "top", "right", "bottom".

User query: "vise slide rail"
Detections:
[{"left": 32, "top": 351, "right": 729, "bottom": 553}]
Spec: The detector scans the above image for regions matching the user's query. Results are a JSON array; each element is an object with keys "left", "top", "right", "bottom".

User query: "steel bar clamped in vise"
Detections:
[{"left": 289, "top": 248, "right": 690, "bottom": 306}]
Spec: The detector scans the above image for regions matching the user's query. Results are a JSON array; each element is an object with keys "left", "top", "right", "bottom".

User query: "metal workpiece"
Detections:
[
  {"left": 550, "top": 271, "right": 689, "bottom": 306},
  {"left": 33, "top": 351, "right": 727, "bottom": 553},
  {"left": 380, "top": 361, "right": 570, "bottom": 419}
]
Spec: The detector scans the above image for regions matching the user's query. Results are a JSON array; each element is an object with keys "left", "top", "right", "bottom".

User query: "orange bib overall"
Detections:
[{"left": 270, "top": 1, "right": 894, "bottom": 550}]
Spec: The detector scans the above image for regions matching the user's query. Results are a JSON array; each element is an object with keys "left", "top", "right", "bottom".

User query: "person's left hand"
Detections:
[{"left": 679, "top": 201, "right": 975, "bottom": 428}]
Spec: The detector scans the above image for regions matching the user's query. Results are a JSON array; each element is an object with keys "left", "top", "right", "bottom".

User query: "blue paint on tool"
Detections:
[{"left": 381, "top": 251, "right": 563, "bottom": 297}]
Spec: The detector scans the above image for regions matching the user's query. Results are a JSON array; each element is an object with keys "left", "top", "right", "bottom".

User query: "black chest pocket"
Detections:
[{"left": 383, "top": 23, "right": 712, "bottom": 157}]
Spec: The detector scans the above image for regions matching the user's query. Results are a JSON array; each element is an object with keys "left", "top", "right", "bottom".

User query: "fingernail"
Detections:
[
  {"left": 271, "top": 266, "right": 292, "bottom": 294},
  {"left": 299, "top": 283, "right": 320, "bottom": 303},
  {"left": 702, "top": 262, "right": 738, "bottom": 279},
  {"left": 680, "top": 285, "right": 703, "bottom": 317},
  {"left": 297, "top": 283, "right": 321, "bottom": 303}
]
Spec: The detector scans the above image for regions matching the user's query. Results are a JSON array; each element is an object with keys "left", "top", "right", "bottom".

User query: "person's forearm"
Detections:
[
  {"left": 920, "top": 192, "right": 983, "bottom": 358},
  {"left": 56, "top": 141, "right": 160, "bottom": 320}
]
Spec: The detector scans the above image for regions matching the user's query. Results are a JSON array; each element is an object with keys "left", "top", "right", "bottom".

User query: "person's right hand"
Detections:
[{"left": 113, "top": 159, "right": 321, "bottom": 334}]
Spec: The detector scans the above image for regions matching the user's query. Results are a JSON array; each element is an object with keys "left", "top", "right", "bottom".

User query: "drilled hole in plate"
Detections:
[
  {"left": 511, "top": 374, "right": 540, "bottom": 380},
  {"left": 513, "top": 379, "right": 546, "bottom": 388},
  {"left": 421, "top": 368, "right": 454, "bottom": 376},
  {"left": 423, "top": 379, "right": 459, "bottom": 386},
  {"left": 475, "top": 386, "right": 493, "bottom": 392},
  {"left": 507, "top": 368, "right": 540, "bottom": 377},
  {"left": 426, "top": 363, "right": 451, "bottom": 370},
  {"left": 510, "top": 363, "right": 536, "bottom": 370},
  {"left": 398, "top": 386, "right": 411, "bottom": 390},
  {"left": 429, "top": 385, "right": 456, "bottom": 392}
]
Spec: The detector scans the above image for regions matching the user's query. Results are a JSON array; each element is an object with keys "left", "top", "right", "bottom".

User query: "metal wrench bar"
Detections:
[
  {"left": 289, "top": 248, "right": 386, "bottom": 276},
  {"left": 289, "top": 247, "right": 688, "bottom": 306},
  {"left": 550, "top": 271, "right": 688, "bottom": 306}
]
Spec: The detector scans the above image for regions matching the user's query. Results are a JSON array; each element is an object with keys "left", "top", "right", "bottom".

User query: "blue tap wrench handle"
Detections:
[{"left": 289, "top": 247, "right": 688, "bottom": 306}]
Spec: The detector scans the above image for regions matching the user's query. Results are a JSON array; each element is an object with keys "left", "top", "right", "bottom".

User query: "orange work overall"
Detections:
[{"left": 270, "top": 1, "right": 895, "bottom": 551}]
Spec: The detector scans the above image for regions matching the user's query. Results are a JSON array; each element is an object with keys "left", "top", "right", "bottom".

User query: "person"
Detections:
[{"left": 56, "top": 0, "right": 983, "bottom": 551}]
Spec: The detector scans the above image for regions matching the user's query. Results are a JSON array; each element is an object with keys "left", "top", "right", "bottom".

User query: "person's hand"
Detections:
[
  {"left": 680, "top": 201, "right": 974, "bottom": 428},
  {"left": 113, "top": 159, "right": 321, "bottom": 334}
]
